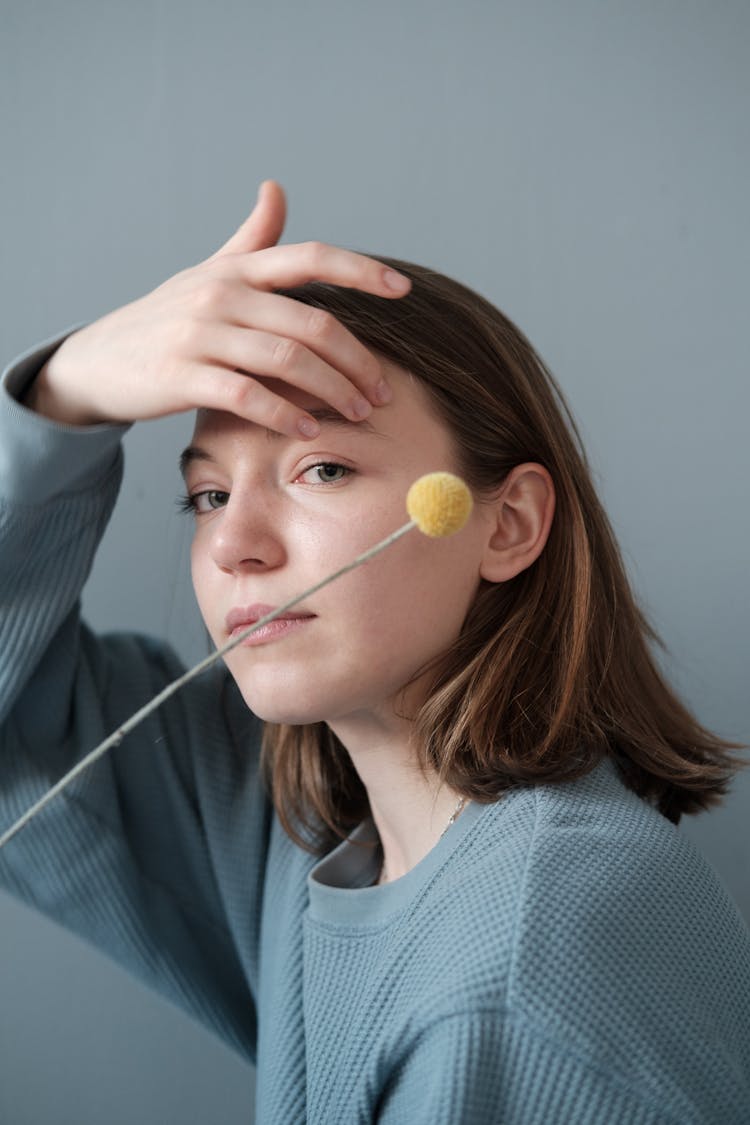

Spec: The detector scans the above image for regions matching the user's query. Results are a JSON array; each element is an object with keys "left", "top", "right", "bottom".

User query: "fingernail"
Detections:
[
  {"left": 383, "top": 269, "right": 411, "bottom": 293},
  {"left": 350, "top": 396, "right": 372, "bottom": 420},
  {"left": 373, "top": 379, "right": 392, "bottom": 405},
  {"left": 297, "top": 416, "right": 320, "bottom": 438}
]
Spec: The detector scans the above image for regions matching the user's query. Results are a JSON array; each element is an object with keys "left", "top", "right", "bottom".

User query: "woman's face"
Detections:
[{"left": 184, "top": 362, "right": 491, "bottom": 728}]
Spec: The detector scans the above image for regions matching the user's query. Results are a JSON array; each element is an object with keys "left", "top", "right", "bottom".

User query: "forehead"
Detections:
[
  {"left": 194, "top": 374, "right": 338, "bottom": 438},
  {"left": 190, "top": 363, "right": 447, "bottom": 448}
]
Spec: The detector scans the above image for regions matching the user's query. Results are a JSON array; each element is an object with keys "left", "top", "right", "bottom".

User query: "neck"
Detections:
[{"left": 328, "top": 709, "right": 466, "bottom": 884}]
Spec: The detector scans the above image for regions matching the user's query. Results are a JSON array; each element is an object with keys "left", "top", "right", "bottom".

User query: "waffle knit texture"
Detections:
[{"left": 2, "top": 337, "right": 750, "bottom": 1124}]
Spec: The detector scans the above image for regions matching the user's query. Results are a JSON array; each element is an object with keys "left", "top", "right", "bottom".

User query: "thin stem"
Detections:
[{"left": 0, "top": 518, "right": 417, "bottom": 850}]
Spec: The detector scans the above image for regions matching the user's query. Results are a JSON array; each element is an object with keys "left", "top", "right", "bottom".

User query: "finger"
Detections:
[
  {"left": 213, "top": 181, "right": 287, "bottom": 258},
  {"left": 240, "top": 241, "right": 412, "bottom": 297},
  {"left": 196, "top": 286, "right": 388, "bottom": 404},
  {"left": 196, "top": 325, "right": 377, "bottom": 423},
  {"left": 188, "top": 365, "right": 329, "bottom": 439}
]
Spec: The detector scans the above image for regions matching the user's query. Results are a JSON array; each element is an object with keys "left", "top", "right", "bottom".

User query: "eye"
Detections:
[
  {"left": 297, "top": 462, "right": 352, "bottom": 485},
  {"left": 178, "top": 489, "right": 230, "bottom": 514}
]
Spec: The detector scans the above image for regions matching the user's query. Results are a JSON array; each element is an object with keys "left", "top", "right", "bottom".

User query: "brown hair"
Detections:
[{"left": 261, "top": 257, "right": 747, "bottom": 851}]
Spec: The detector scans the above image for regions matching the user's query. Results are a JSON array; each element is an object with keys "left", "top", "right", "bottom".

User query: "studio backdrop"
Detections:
[{"left": 1, "top": 2, "right": 748, "bottom": 1123}]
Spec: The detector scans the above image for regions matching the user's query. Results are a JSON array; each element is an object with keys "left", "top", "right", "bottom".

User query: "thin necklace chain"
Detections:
[
  {"left": 378, "top": 795, "right": 468, "bottom": 886},
  {"left": 440, "top": 794, "right": 468, "bottom": 838}
]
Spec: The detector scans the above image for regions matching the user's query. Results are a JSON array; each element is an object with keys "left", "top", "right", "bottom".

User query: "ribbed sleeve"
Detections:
[
  {"left": 0, "top": 338, "right": 268, "bottom": 1060},
  {"left": 0, "top": 332, "right": 126, "bottom": 724}
]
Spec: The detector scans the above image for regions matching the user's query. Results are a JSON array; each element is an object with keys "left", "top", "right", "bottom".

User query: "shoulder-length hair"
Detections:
[{"left": 261, "top": 257, "right": 746, "bottom": 852}]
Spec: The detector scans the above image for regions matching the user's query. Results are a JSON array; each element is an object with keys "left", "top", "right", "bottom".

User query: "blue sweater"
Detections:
[{"left": 2, "top": 337, "right": 750, "bottom": 1123}]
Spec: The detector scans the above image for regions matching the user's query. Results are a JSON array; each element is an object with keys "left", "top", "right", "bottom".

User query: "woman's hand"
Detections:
[{"left": 26, "top": 181, "right": 410, "bottom": 437}]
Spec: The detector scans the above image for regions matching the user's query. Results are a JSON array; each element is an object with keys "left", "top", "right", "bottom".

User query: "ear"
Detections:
[{"left": 479, "top": 463, "right": 555, "bottom": 583}]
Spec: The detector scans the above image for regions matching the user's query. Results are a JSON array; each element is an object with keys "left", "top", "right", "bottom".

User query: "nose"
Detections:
[{"left": 207, "top": 492, "right": 287, "bottom": 575}]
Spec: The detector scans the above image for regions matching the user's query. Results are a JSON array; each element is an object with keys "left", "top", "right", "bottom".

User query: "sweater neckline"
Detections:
[{"left": 307, "top": 797, "right": 491, "bottom": 926}]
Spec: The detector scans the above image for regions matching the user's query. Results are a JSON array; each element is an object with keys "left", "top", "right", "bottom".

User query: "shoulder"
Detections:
[
  {"left": 441, "top": 758, "right": 750, "bottom": 1010},
  {"left": 418, "top": 758, "right": 750, "bottom": 1119},
  {"left": 510, "top": 758, "right": 750, "bottom": 990}
]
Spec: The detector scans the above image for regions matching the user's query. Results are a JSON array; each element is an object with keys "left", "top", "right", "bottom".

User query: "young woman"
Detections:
[{"left": 1, "top": 181, "right": 749, "bottom": 1123}]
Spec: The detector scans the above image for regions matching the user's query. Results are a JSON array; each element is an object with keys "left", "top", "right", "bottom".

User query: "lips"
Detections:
[{"left": 225, "top": 603, "right": 316, "bottom": 636}]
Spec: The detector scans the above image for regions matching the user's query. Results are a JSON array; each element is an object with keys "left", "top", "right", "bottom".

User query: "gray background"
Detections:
[{"left": 1, "top": 1, "right": 748, "bottom": 1122}]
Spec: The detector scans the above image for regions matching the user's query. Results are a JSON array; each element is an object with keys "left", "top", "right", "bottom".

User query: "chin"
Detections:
[
  {"left": 231, "top": 678, "right": 332, "bottom": 727},
  {"left": 224, "top": 656, "right": 414, "bottom": 728}
]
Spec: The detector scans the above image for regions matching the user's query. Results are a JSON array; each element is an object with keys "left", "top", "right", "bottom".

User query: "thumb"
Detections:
[{"left": 213, "top": 180, "right": 287, "bottom": 257}]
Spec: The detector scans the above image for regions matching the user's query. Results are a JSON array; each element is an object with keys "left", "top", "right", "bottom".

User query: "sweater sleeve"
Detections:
[
  {"left": 0, "top": 331, "right": 128, "bottom": 727},
  {"left": 378, "top": 1009, "right": 677, "bottom": 1125},
  {"left": 0, "top": 336, "right": 267, "bottom": 1061}
]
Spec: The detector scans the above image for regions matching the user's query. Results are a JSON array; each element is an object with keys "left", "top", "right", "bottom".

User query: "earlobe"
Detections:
[{"left": 478, "top": 464, "right": 555, "bottom": 583}]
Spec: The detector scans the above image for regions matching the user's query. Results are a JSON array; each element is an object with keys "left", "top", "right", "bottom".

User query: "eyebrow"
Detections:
[{"left": 178, "top": 407, "right": 380, "bottom": 479}]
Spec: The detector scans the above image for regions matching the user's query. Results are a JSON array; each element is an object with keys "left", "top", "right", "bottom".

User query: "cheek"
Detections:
[
  {"left": 189, "top": 539, "right": 217, "bottom": 635},
  {"left": 331, "top": 533, "right": 482, "bottom": 652}
]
